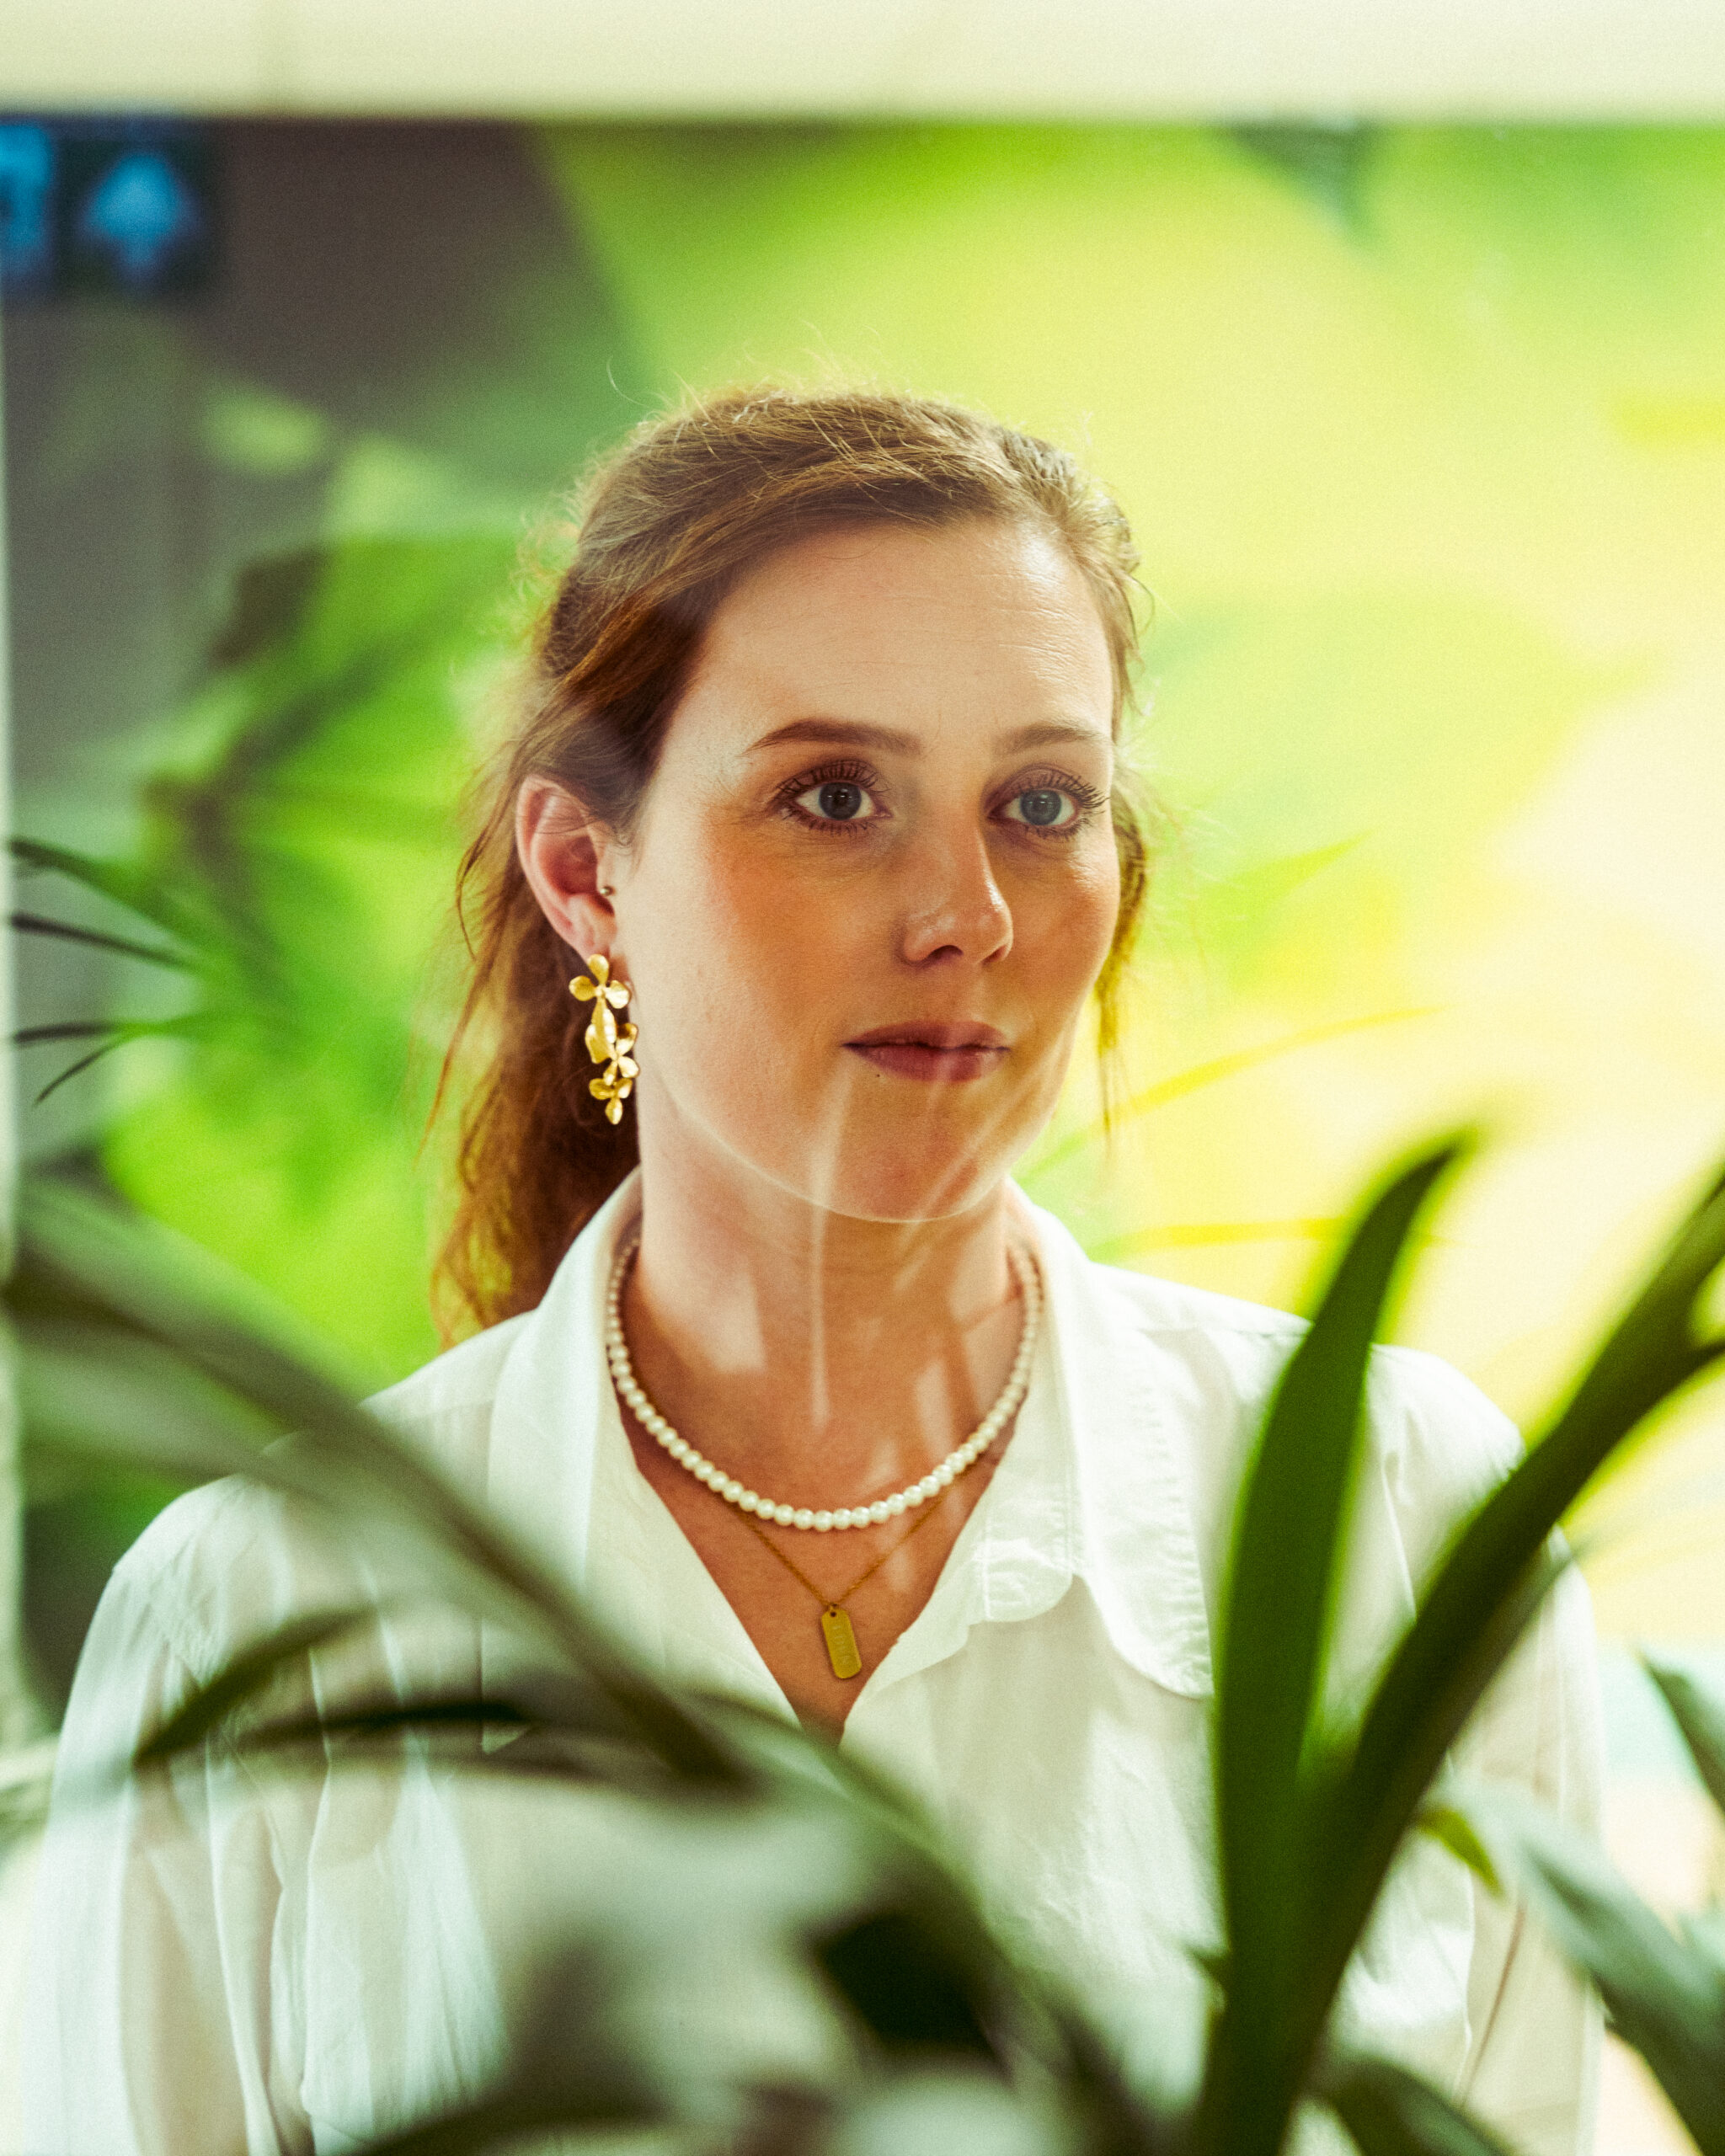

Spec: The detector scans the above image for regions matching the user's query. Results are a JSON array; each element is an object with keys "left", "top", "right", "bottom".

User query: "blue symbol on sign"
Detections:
[
  {"left": 77, "top": 148, "right": 200, "bottom": 285},
  {"left": 0, "top": 124, "right": 56, "bottom": 288}
]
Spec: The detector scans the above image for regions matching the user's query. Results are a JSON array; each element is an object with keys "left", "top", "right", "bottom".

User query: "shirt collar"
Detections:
[
  {"left": 1023, "top": 1195, "right": 1214, "bottom": 1700},
  {"left": 868, "top": 1192, "right": 1214, "bottom": 1702},
  {"left": 483, "top": 1171, "right": 1214, "bottom": 1712}
]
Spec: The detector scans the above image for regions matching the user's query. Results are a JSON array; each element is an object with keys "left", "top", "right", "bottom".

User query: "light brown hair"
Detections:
[{"left": 435, "top": 386, "right": 1151, "bottom": 1339}]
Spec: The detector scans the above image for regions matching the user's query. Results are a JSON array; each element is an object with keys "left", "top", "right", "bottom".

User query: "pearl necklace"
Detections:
[{"left": 604, "top": 1234, "right": 1042, "bottom": 1532}]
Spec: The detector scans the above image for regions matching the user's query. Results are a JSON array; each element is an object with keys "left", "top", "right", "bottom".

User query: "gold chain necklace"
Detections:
[
  {"left": 607, "top": 1235, "right": 1039, "bottom": 1678},
  {"left": 733, "top": 1481, "right": 956, "bottom": 1680}
]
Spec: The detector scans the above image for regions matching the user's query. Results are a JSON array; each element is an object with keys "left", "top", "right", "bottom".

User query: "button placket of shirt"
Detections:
[
  {"left": 980, "top": 1208, "right": 1215, "bottom": 1705},
  {"left": 1065, "top": 1298, "right": 1215, "bottom": 1700},
  {"left": 841, "top": 1337, "right": 1075, "bottom": 1736}
]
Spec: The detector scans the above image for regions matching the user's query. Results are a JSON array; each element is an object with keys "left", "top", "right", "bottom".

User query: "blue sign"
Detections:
[
  {"left": 1, "top": 120, "right": 216, "bottom": 299},
  {"left": 0, "top": 124, "right": 55, "bottom": 289}
]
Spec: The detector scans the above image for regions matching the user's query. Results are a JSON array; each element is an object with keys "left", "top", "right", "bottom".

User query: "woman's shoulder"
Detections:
[
  {"left": 1073, "top": 1247, "right": 1522, "bottom": 1542},
  {"left": 1086, "top": 1257, "right": 1309, "bottom": 1351},
  {"left": 109, "top": 1310, "right": 537, "bottom": 1681},
  {"left": 1060, "top": 1243, "right": 1307, "bottom": 1428},
  {"left": 366, "top": 1307, "right": 535, "bottom": 1447}
]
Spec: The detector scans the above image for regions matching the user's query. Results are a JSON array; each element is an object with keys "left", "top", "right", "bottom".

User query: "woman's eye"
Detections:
[
  {"left": 1002, "top": 786, "right": 1080, "bottom": 831},
  {"left": 796, "top": 778, "right": 879, "bottom": 824}
]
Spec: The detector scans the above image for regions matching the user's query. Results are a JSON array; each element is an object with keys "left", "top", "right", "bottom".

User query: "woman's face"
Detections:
[{"left": 541, "top": 515, "right": 1121, "bottom": 1225}]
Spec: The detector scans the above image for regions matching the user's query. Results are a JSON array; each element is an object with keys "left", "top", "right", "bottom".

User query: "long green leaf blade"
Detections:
[
  {"left": 1462, "top": 1785, "right": 1725, "bottom": 2156},
  {"left": 1644, "top": 1655, "right": 1725, "bottom": 1822},
  {"left": 1209, "top": 1140, "right": 1464, "bottom": 2156},
  {"left": 11, "top": 1181, "right": 755, "bottom": 1791},
  {"left": 1322, "top": 2053, "right": 1519, "bottom": 2156},
  {"left": 1312, "top": 1160, "right": 1725, "bottom": 2032},
  {"left": 135, "top": 1609, "right": 377, "bottom": 1765},
  {"left": 9, "top": 911, "right": 197, "bottom": 969},
  {"left": 8, "top": 836, "right": 201, "bottom": 942},
  {"left": 356, "top": 2095, "right": 658, "bottom": 2156},
  {"left": 349, "top": 1946, "right": 665, "bottom": 2156}
]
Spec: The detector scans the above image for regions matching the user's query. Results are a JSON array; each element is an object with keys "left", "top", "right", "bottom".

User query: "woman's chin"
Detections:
[
  {"left": 788, "top": 1144, "right": 1018, "bottom": 1226},
  {"left": 656, "top": 1081, "right": 1052, "bottom": 1223}
]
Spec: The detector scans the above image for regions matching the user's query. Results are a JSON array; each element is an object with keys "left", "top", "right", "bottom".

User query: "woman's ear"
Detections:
[{"left": 515, "top": 780, "right": 622, "bottom": 954}]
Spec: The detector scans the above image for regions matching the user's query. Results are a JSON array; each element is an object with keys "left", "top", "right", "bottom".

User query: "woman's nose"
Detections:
[{"left": 899, "top": 829, "right": 1013, "bottom": 968}]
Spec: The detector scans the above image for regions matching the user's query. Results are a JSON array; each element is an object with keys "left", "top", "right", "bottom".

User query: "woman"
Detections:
[{"left": 26, "top": 387, "right": 1601, "bottom": 2153}]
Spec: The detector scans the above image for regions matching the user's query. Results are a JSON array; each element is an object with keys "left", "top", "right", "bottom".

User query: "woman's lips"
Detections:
[{"left": 844, "top": 1023, "right": 1009, "bottom": 1083}]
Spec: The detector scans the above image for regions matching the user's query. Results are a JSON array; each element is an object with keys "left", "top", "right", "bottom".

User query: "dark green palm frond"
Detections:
[
  {"left": 1440, "top": 1657, "right": 1725, "bottom": 2156},
  {"left": 346, "top": 1945, "right": 667, "bottom": 2155},
  {"left": 8, "top": 837, "right": 205, "bottom": 944},
  {"left": 1202, "top": 1139, "right": 1466, "bottom": 2156},
  {"left": 12, "top": 1183, "right": 1155, "bottom": 2143},
  {"left": 130, "top": 1654, "right": 687, "bottom": 1805},
  {"left": 10, "top": 829, "right": 260, "bottom": 1098},
  {"left": 1460, "top": 1783, "right": 1725, "bottom": 2156},
  {"left": 1644, "top": 1654, "right": 1725, "bottom": 1822},
  {"left": 11, "top": 1178, "right": 754, "bottom": 1792},
  {"left": 22, "top": 1139, "right": 1725, "bottom": 2156},
  {"left": 815, "top": 1907, "right": 1000, "bottom": 2063},
  {"left": 15, "top": 1014, "right": 227, "bottom": 1102},
  {"left": 1304, "top": 1155, "right": 1725, "bottom": 2044},
  {"left": 1203, "top": 1141, "right": 1725, "bottom": 2156},
  {"left": 1320, "top": 2053, "right": 1520, "bottom": 2156},
  {"left": 132, "top": 1608, "right": 382, "bottom": 1767},
  {"left": 354, "top": 2095, "right": 658, "bottom": 2156},
  {"left": 13, "top": 533, "right": 521, "bottom": 1067},
  {"left": 9, "top": 911, "right": 198, "bottom": 969}
]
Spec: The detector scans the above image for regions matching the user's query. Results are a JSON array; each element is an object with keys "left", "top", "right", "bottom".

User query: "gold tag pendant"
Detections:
[{"left": 820, "top": 1604, "right": 863, "bottom": 1681}]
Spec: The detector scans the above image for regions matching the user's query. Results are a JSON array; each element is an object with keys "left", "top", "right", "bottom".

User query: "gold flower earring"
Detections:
[{"left": 570, "top": 954, "right": 638, "bottom": 1124}]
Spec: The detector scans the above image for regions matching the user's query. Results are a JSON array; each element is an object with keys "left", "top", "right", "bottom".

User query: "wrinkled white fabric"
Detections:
[{"left": 24, "top": 1176, "right": 1602, "bottom": 2155}]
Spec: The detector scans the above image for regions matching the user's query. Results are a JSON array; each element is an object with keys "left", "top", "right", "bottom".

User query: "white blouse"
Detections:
[{"left": 24, "top": 1176, "right": 1602, "bottom": 2156}]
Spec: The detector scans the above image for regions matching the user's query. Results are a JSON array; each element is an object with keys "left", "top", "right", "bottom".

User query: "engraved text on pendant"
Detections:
[{"left": 820, "top": 1604, "right": 863, "bottom": 1680}]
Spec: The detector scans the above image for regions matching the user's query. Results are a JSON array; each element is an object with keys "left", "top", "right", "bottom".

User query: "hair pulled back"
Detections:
[{"left": 435, "top": 385, "right": 1151, "bottom": 1338}]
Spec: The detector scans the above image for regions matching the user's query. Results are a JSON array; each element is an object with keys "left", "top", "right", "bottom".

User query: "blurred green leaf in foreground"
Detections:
[{"left": 9, "top": 1135, "right": 1725, "bottom": 2153}]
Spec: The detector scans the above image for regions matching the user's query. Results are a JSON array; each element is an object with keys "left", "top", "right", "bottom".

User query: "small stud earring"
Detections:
[{"left": 570, "top": 953, "right": 638, "bottom": 1124}]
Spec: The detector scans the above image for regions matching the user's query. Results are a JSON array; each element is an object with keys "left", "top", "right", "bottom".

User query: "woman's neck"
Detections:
[{"left": 619, "top": 1139, "right": 1025, "bottom": 1508}]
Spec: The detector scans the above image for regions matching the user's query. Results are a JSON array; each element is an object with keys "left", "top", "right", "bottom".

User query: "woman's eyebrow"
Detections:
[
  {"left": 1003, "top": 720, "right": 1110, "bottom": 752},
  {"left": 747, "top": 717, "right": 1107, "bottom": 757},
  {"left": 749, "top": 718, "right": 921, "bottom": 755}
]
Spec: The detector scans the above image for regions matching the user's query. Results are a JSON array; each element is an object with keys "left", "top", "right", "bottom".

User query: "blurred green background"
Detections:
[{"left": 11, "top": 120, "right": 1725, "bottom": 1706}]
